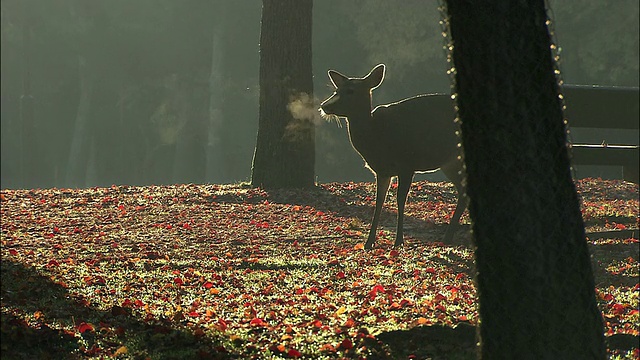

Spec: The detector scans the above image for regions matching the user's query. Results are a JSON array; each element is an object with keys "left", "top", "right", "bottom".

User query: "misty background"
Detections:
[{"left": 1, "top": 0, "right": 638, "bottom": 189}]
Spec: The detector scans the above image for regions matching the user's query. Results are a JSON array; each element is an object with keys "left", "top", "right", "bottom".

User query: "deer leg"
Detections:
[
  {"left": 441, "top": 158, "right": 467, "bottom": 243},
  {"left": 443, "top": 186, "right": 467, "bottom": 243},
  {"left": 365, "top": 175, "right": 391, "bottom": 250},
  {"left": 394, "top": 172, "right": 415, "bottom": 247}
]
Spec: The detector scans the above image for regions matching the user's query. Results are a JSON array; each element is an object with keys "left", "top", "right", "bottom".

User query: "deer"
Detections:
[{"left": 319, "top": 64, "right": 467, "bottom": 249}]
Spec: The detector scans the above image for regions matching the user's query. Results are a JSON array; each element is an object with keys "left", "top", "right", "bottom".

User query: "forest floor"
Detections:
[{"left": 1, "top": 178, "right": 638, "bottom": 359}]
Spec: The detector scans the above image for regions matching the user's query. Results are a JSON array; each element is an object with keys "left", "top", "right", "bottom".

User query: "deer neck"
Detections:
[{"left": 344, "top": 106, "right": 377, "bottom": 157}]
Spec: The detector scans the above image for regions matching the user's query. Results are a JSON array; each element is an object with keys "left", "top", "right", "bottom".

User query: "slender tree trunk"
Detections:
[
  {"left": 206, "top": 8, "right": 227, "bottom": 183},
  {"left": 171, "top": 78, "right": 191, "bottom": 184},
  {"left": 19, "top": 0, "right": 36, "bottom": 189},
  {"left": 65, "top": 55, "right": 93, "bottom": 188},
  {"left": 251, "top": 0, "right": 315, "bottom": 189},
  {"left": 444, "top": 1, "right": 606, "bottom": 358}
]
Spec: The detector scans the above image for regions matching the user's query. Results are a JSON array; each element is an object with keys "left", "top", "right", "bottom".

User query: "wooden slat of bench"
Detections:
[
  {"left": 563, "top": 85, "right": 639, "bottom": 130},
  {"left": 571, "top": 144, "right": 639, "bottom": 167}
]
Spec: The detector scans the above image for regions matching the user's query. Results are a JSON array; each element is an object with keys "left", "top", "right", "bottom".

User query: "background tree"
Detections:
[
  {"left": 251, "top": 0, "right": 315, "bottom": 189},
  {"left": 444, "top": 1, "right": 606, "bottom": 358},
  {"left": 0, "top": 1, "right": 636, "bottom": 189}
]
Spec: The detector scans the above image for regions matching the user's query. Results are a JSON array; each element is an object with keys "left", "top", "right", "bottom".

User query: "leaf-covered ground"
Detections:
[{"left": 1, "top": 178, "right": 638, "bottom": 359}]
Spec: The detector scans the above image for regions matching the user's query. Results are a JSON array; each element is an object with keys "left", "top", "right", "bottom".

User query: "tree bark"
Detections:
[
  {"left": 251, "top": 0, "right": 315, "bottom": 189},
  {"left": 444, "top": 1, "right": 606, "bottom": 358}
]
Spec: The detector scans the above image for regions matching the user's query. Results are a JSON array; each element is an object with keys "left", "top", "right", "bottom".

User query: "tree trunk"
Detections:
[
  {"left": 19, "top": 0, "right": 37, "bottom": 189},
  {"left": 251, "top": 0, "right": 315, "bottom": 189},
  {"left": 206, "top": 6, "right": 227, "bottom": 183},
  {"left": 443, "top": 1, "right": 606, "bottom": 358},
  {"left": 65, "top": 55, "right": 93, "bottom": 188}
]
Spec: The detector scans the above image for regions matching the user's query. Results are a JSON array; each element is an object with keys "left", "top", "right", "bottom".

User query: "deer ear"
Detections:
[
  {"left": 365, "top": 64, "right": 385, "bottom": 90},
  {"left": 328, "top": 70, "right": 348, "bottom": 88}
]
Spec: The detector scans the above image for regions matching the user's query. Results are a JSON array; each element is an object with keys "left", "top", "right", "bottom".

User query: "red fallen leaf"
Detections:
[
  {"left": 368, "top": 284, "right": 385, "bottom": 299},
  {"left": 615, "top": 223, "right": 627, "bottom": 230},
  {"left": 456, "top": 273, "right": 466, "bottom": 280},
  {"left": 389, "top": 249, "right": 400, "bottom": 257},
  {"left": 111, "top": 305, "right": 129, "bottom": 316},
  {"left": 85, "top": 344, "right": 102, "bottom": 355},
  {"left": 343, "top": 318, "right": 356, "bottom": 328},
  {"left": 336, "top": 271, "right": 346, "bottom": 279},
  {"left": 249, "top": 317, "right": 268, "bottom": 327},
  {"left": 311, "top": 319, "right": 322, "bottom": 328},
  {"left": 319, "top": 343, "right": 336, "bottom": 352},
  {"left": 399, "top": 299, "right": 413, "bottom": 307},
  {"left": 8, "top": 249, "right": 18, "bottom": 256},
  {"left": 287, "top": 349, "right": 302, "bottom": 358},
  {"left": 188, "top": 311, "right": 199, "bottom": 317},
  {"left": 425, "top": 267, "right": 436, "bottom": 274},
  {"left": 46, "top": 259, "right": 60, "bottom": 267},
  {"left": 434, "top": 293, "right": 446, "bottom": 302},
  {"left": 77, "top": 322, "right": 94, "bottom": 333},
  {"left": 122, "top": 299, "right": 133, "bottom": 307},
  {"left": 174, "top": 277, "right": 184, "bottom": 286},
  {"left": 203, "top": 281, "right": 214, "bottom": 289},
  {"left": 216, "top": 318, "right": 228, "bottom": 331},
  {"left": 611, "top": 303, "right": 626, "bottom": 315},
  {"left": 339, "top": 338, "right": 353, "bottom": 350},
  {"left": 133, "top": 299, "right": 144, "bottom": 307},
  {"left": 602, "top": 293, "right": 614, "bottom": 302}
]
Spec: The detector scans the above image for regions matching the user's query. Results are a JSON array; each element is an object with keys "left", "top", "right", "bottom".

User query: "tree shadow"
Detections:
[
  {"left": 372, "top": 322, "right": 477, "bottom": 360},
  {"left": 589, "top": 241, "right": 639, "bottom": 287},
  {"left": 0, "top": 260, "right": 238, "bottom": 359},
  {"left": 209, "top": 181, "right": 472, "bottom": 248},
  {"left": 369, "top": 321, "right": 638, "bottom": 358}
]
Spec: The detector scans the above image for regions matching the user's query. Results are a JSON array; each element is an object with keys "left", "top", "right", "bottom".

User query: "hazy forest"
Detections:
[{"left": 1, "top": 0, "right": 639, "bottom": 189}]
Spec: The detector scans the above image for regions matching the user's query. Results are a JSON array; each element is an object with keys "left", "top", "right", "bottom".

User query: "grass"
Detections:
[{"left": 1, "top": 178, "right": 638, "bottom": 359}]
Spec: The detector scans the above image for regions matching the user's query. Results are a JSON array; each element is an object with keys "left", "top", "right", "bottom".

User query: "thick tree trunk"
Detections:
[
  {"left": 251, "top": 0, "right": 315, "bottom": 189},
  {"left": 444, "top": 1, "right": 606, "bottom": 358}
]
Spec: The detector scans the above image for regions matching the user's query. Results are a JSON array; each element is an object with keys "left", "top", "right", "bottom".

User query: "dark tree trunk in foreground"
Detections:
[
  {"left": 251, "top": 0, "right": 315, "bottom": 189},
  {"left": 444, "top": 1, "right": 606, "bottom": 358}
]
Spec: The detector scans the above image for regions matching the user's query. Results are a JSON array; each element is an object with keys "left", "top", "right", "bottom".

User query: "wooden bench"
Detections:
[{"left": 563, "top": 85, "right": 639, "bottom": 183}]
